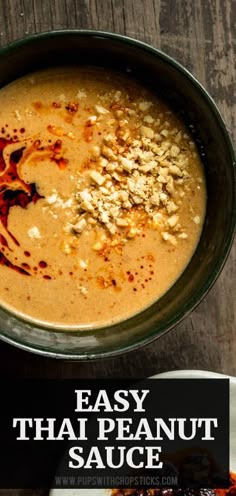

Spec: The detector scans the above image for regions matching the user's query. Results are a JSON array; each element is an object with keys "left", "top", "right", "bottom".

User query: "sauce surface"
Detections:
[{"left": 0, "top": 67, "right": 206, "bottom": 328}]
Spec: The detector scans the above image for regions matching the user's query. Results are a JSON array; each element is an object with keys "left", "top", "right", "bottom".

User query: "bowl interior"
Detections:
[{"left": 0, "top": 31, "right": 235, "bottom": 358}]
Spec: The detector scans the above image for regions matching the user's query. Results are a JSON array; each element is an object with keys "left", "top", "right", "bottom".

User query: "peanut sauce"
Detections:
[{"left": 0, "top": 67, "right": 206, "bottom": 328}]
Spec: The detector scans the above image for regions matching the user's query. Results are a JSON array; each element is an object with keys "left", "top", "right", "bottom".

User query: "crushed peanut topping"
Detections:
[
  {"left": 28, "top": 226, "right": 41, "bottom": 239},
  {"left": 64, "top": 96, "right": 200, "bottom": 248}
]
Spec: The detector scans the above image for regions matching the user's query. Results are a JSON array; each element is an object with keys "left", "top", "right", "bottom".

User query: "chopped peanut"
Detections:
[{"left": 56, "top": 86, "right": 205, "bottom": 253}]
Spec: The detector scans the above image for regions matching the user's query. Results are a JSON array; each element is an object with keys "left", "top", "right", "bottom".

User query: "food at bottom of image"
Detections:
[
  {"left": 111, "top": 472, "right": 236, "bottom": 495},
  {"left": 0, "top": 66, "right": 206, "bottom": 328}
]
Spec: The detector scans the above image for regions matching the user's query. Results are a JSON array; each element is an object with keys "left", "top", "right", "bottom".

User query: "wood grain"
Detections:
[
  {"left": 0, "top": 0, "right": 234, "bottom": 375},
  {"left": 0, "top": 1, "right": 235, "bottom": 491},
  {"left": 0, "top": 0, "right": 234, "bottom": 377}
]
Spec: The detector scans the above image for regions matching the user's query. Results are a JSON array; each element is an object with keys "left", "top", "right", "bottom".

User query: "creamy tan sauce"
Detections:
[{"left": 0, "top": 67, "right": 206, "bottom": 329}]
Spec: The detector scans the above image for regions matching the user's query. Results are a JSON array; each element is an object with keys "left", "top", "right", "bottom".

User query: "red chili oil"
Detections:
[
  {"left": 0, "top": 251, "right": 30, "bottom": 275},
  {"left": 32, "top": 101, "right": 43, "bottom": 110},
  {"left": 65, "top": 101, "right": 78, "bottom": 113},
  {"left": 21, "top": 262, "right": 30, "bottom": 270},
  {"left": 50, "top": 139, "right": 68, "bottom": 170},
  {"left": 0, "top": 138, "right": 42, "bottom": 275},
  {"left": 84, "top": 120, "right": 94, "bottom": 142},
  {"left": 39, "top": 261, "right": 47, "bottom": 269},
  {"left": 0, "top": 138, "right": 42, "bottom": 242},
  {"left": 0, "top": 234, "right": 11, "bottom": 250}
]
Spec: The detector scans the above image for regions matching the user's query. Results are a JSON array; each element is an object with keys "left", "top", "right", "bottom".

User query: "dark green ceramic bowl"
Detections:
[{"left": 0, "top": 30, "right": 235, "bottom": 359}]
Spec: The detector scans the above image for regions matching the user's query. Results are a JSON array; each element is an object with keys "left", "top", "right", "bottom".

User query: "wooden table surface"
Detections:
[
  {"left": 0, "top": 0, "right": 235, "bottom": 494},
  {"left": 0, "top": 0, "right": 235, "bottom": 379}
]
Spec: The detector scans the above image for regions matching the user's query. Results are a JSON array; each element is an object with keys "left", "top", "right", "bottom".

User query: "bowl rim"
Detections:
[{"left": 0, "top": 29, "right": 235, "bottom": 360}]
